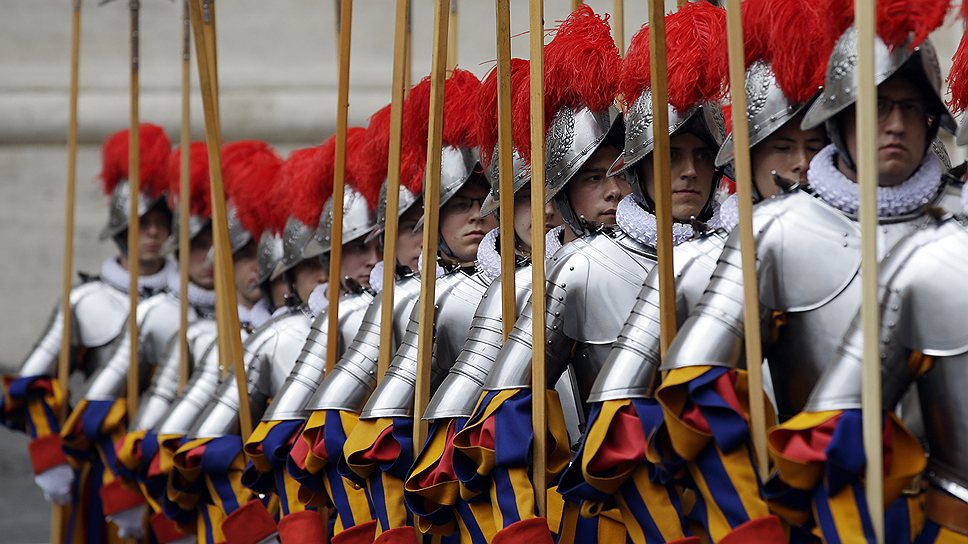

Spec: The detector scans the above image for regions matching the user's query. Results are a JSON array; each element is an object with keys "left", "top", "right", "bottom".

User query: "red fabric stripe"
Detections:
[
  {"left": 776, "top": 416, "right": 841, "bottom": 463},
  {"left": 28, "top": 434, "right": 68, "bottom": 474},
  {"left": 586, "top": 404, "right": 647, "bottom": 474},
  {"left": 415, "top": 423, "right": 458, "bottom": 488},
  {"left": 221, "top": 499, "right": 278, "bottom": 544},
  {"left": 99, "top": 478, "right": 145, "bottom": 516},
  {"left": 278, "top": 510, "right": 326, "bottom": 544},
  {"left": 359, "top": 426, "right": 399, "bottom": 464},
  {"left": 290, "top": 430, "right": 312, "bottom": 470},
  {"left": 331, "top": 520, "right": 377, "bottom": 544},
  {"left": 150, "top": 511, "right": 191, "bottom": 543}
]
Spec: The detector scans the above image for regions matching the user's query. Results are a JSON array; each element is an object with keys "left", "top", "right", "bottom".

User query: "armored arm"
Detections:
[
  {"left": 156, "top": 337, "right": 222, "bottom": 436},
  {"left": 303, "top": 275, "right": 422, "bottom": 414},
  {"left": 424, "top": 265, "right": 534, "bottom": 420},
  {"left": 16, "top": 306, "right": 66, "bottom": 380},
  {"left": 261, "top": 291, "right": 374, "bottom": 421},
  {"left": 131, "top": 319, "right": 217, "bottom": 431}
]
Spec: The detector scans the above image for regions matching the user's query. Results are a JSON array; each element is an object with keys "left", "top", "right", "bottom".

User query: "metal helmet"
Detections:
[
  {"left": 303, "top": 127, "right": 380, "bottom": 259},
  {"left": 98, "top": 124, "right": 173, "bottom": 242},
  {"left": 716, "top": 61, "right": 816, "bottom": 167},
  {"left": 267, "top": 144, "right": 333, "bottom": 280},
  {"left": 529, "top": 6, "right": 624, "bottom": 235},
  {"left": 257, "top": 230, "right": 284, "bottom": 285},
  {"left": 366, "top": 180, "right": 421, "bottom": 244},
  {"left": 480, "top": 145, "right": 530, "bottom": 217},
  {"left": 160, "top": 141, "right": 215, "bottom": 255},
  {"left": 302, "top": 185, "right": 377, "bottom": 259},
  {"left": 801, "top": 27, "right": 957, "bottom": 162},
  {"left": 272, "top": 216, "right": 318, "bottom": 281}
]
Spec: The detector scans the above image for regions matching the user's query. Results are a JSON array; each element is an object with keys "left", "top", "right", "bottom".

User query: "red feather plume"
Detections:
[
  {"left": 543, "top": 5, "right": 621, "bottom": 127},
  {"left": 818, "top": 0, "right": 950, "bottom": 49},
  {"left": 344, "top": 127, "right": 382, "bottom": 209},
  {"left": 221, "top": 140, "right": 283, "bottom": 238},
  {"left": 478, "top": 58, "right": 530, "bottom": 168},
  {"left": 275, "top": 145, "right": 329, "bottom": 227},
  {"left": 764, "top": 0, "right": 832, "bottom": 103},
  {"left": 100, "top": 123, "right": 172, "bottom": 198},
  {"left": 620, "top": 2, "right": 728, "bottom": 112},
  {"left": 947, "top": 3, "right": 968, "bottom": 113},
  {"left": 167, "top": 141, "right": 211, "bottom": 219}
]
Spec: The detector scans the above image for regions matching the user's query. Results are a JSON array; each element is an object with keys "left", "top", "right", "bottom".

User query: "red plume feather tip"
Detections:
[
  {"left": 344, "top": 127, "right": 382, "bottom": 210},
  {"left": 762, "top": 0, "right": 831, "bottom": 103},
  {"left": 167, "top": 141, "right": 212, "bottom": 219},
  {"left": 621, "top": 3, "right": 727, "bottom": 112},
  {"left": 401, "top": 76, "right": 432, "bottom": 195},
  {"left": 441, "top": 68, "right": 482, "bottom": 149},
  {"left": 509, "top": 59, "right": 534, "bottom": 162},
  {"left": 665, "top": 2, "right": 728, "bottom": 112},
  {"left": 221, "top": 140, "right": 283, "bottom": 238},
  {"left": 818, "top": 0, "right": 950, "bottom": 49},
  {"left": 947, "top": 28, "right": 968, "bottom": 113},
  {"left": 479, "top": 58, "right": 530, "bottom": 168},
  {"left": 100, "top": 123, "right": 172, "bottom": 198},
  {"left": 544, "top": 5, "right": 621, "bottom": 128},
  {"left": 276, "top": 145, "right": 328, "bottom": 227}
]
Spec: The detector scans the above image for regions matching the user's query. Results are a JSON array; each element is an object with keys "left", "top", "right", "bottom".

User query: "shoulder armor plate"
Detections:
[{"left": 72, "top": 280, "right": 130, "bottom": 347}]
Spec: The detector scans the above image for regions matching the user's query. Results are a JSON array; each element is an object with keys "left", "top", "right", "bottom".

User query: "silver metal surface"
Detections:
[
  {"left": 801, "top": 28, "right": 956, "bottom": 134},
  {"left": 130, "top": 318, "right": 218, "bottom": 431},
  {"left": 484, "top": 229, "right": 657, "bottom": 403},
  {"left": 663, "top": 189, "right": 940, "bottom": 420},
  {"left": 226, "top": 205, "right": 253, "bottom": 255},
  {"left": 191, "top": 310, "right": 313, "bottom": 438},
  {"left": 368, "top": 181, "right": 421, "bottom": 244},
  {"left": 543, "top": 107, "right": 616, "bottom": 204},
  {"left": 589, "top": 232, "right": 727, "bottom": 402},
  {"left": 155, "top": 333, "right": 224, "bottom": 435},
  {"left": 257, "top": 231, "right": 284, "bottom": 285},
  {"left": 98, "top": 181, "right": 168, "bottom": 241},
  {"left": 716, "top": 61, "right": 814, "bottom": 167},
  {"left": 17, "top": 280, "right": 130, "bottom": 379},
  {"left": 83, "top": 292, "right": 181, "bottom": 401},
  {"left": 423, "top": 263, "right": 535, "bottom": 420},
  {"left": 305, "top": 273, "right": 423, "bottom": 413},
  {"left": 610, "top": 92, "right": 726, "bottom": 182},
  {"left": 480, "top": 146, "right": 531, "bottom": 217},
  {"left": 958, "top": 116, "right": 968, "bottom": 147},
  {"left": 272, "top": 216, "right": 318, "bottom": 281},
  {"left": 359, "top": 269, "right": 488, "bottom": 419},
  {"left": 303, "top": 186, "right": 377, "bottom": 260},
  {"left": 415, "top": 145, "right": 483, "bottom": 230},
  {"left": 260, "top": 289, "right": 375, "bottom": 421}
]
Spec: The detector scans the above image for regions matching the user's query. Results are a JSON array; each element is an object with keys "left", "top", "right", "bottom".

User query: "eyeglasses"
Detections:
[
  {"left": 444, "top": 196, "right": 486, "bottom": 213},
  {"left": 876, "top": 98, "right": 933, "bottom": 123}
]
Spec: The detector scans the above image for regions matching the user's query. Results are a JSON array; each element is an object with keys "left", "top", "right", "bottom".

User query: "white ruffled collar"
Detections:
[
  {"left": 962, "top": 183, "right": 968, "bottom": 214},
  {"left": 545, "top": 225, "right": 564, "bottom": 257},
  {"left": 368, "top": 261, "right": 387, "bottom": 294},
  {"left": 475, "top": 229, "right": 502, "bottom": 282},
  {"left": 238, "top": 298, "right": 272, "bottom": 329},
  {"left": 307, "top": 282, "right": 329, "bottom": 316},
  {"left": 100, "top": 257, "right": 175, "bottom": 296},
  {"left": 616, "top": 193, "right": 736, "bottom": 249},
  {"left": 807, "top": 144, "right": 942, "bottom": 217},
  {"left": 167, "top": 274, "right": 217, "bottom": 312}
]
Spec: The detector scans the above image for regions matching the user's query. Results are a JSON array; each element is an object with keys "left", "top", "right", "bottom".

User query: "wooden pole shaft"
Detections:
[
  {"left": 613, "top": 0, "right": 624, "bottom": 57},
  {"left": 126, "top": 0, "right": 142, "bottom": 421},
  {"left": 413, "top": 0, "right": 452, "bottom": 457},
  {"left": 647, "top": 0, "right": 676, "bottom": 357},
  {"left": 496, "top": 0, "right": 516, "bottom": 339},
  {"left": 53, "top": 2, "right": 82, "bottom": 541},
  {"left": 188, "top": 0, "right": 252, "bottom": 441},
  {"left": 571, "top": 0, "right": 581, "bottom": 12},
  {"left": 377, "top": 0, "right": 411, "bottom": 381},
  {"left": 725, "top": 0, "right": 768, "bottom": 479},
  {"left": 447, "top": 0, "right": 458, "bottom": 72},
  {"left": 178, "top": 0, "right": 192, "bottom": 392},
  {"left": 857, "top": 0, "right": 884, "bottom": 541},
  {"left": 325, "top": 0, "right": 354, "bottom": 375},
  {"left": 405, "top": 2, "right": 413, "bottom": 91},
  {"left": 528, "top": 0, "right": 548, "bottom": 518}
]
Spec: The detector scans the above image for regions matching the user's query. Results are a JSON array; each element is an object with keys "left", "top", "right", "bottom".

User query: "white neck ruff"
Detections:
[
  {"left": 546, "top": 225, "right": 564, "bottom": 257},
  {"left": 369, "top": 261, "right": 386, "bottom": 294},
  {"left": 307, "top": 282, "right": 329, "bottom": 316},
  {"left": 167, "top": 273, "right": 216, "bottom": 312},
  {"left": 807, "top": 144, "right": 941, "bottom": 217},
  {"left": 475, "top": 228, "right": 502, "bottom": 282},
  {"left": 616, "top": 193, "right": 736, "bottom": 249},
  {"left": 100, "top": 257, "right": 175, "bottom": 296},
  {"left": 238, "top": 299, "right": 272, "bottom": 329}
]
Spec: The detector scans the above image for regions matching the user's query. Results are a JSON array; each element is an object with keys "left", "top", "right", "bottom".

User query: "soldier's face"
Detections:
[
  {"left": 439, "top": 181, "right": 497, "bottom": 263},
  {"left": 642, "top": 133, "right": 716, "bottom": 221},
  {"left": 751, "top": 114, "right": 826, "bottom": 198},
  {"left": 188, "top": 227, "right": 215, "bottom": 289},
  {"left": 843, "top": 77, "right": 932, "bottom": 187},
  {"left": 395, "top": 204, "right": 423, "bottom": 272},
  {"left": 511, "top": 186, "right": 564, "bottom": 254},
  {"left": 233, "top": 241, "right": 262, "bottom": 308},
  {"left": 139, "top": 207, "right": 171, "bottom": 267},
  {"left": 340, "top": 236, "right": 381, "bottom": 290},
  {"left": 566, "top": 144, "right": 629, "bottom": 227},
  {"left": 292, "top": 257, "right": 327, "bottom": 303}
]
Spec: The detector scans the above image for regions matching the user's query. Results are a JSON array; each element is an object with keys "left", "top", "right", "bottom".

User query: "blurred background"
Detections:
[{"left": 0, "top": 0, "right": 963, "bottom": 540}]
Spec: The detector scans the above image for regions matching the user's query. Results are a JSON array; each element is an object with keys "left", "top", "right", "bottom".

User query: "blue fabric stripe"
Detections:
[
  {"left": 323, "top": 410, "right": 359, "bottom": 527},
  {"left": 619, "top": 476, "right": 666, "bottom": 543},
  {"left": 915, "top": 520, "right": 941, "bottom": 544},
  {"left": 454, "top": 498, "right": 487, "bottom": 544},
  {"left": 368, "top": 470, "right": 390, "bottom": 533},
  {"left": 687, "top": 368, "right": 749, "bottom": 452},
  {"left": 493, "top": 467, "right": 523, "bottom": 526},
  {"left": 694, "top": 443, "right": 750, "bottom": 528}
]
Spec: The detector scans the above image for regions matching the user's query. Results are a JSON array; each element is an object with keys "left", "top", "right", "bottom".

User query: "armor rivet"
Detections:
[
  {"left": 555, "top": 312, "right": 560, "bottom": 317},
  {"left": 754, "top": 124, "right": 760, "bottom": 130},
  {"left": 558, "top": 297, "right": 564, "bottom": 301},
  {"left": 552, "top": 325, "right": 557, "bottom": 330},
  {"left": 570, "top": 266, "right": 575, "bottom": 271},
  {"left": 842, "top": 241, "right": 848, "bottom": 247}
]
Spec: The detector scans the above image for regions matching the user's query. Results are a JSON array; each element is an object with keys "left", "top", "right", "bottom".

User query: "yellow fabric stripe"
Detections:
[
  {"left": 507, "top": 466, "right": 538, "bottom": 522},
  {"left": 28, "top": 397, "right": 53, "bottom": 438},
  {"left": 282, "top": 466, "right": 306, "bottom": 514},
  {"left": 688, "top": 453, "right": 732, "bottom": 541},
  {"left": 628, "top": 465, "right": 689, "bottom": 542},
  {"left": 380, "top": 470, "right": 410, "bottom": 530},
  {"left": 718, "top": 443, "right": 770, "bottom": 520},
  {"left": 555, "top": 500, "right": 580, "bottom": 544},
  {"left": 580, "top": 399, "right": 633, "bottom": 494},
  {"left": 767, "top": 410, "right": 842, "bottom": 491},
  {"left": 597, "top": 507, "right": 628, "bottom": 543},
  {"left": 343, "top": 417, "right": 393, "bottom": 480},
  {"left": 244, "top": 419, "right": 281, "bottom": 473},
  {"left": 823, "top": 485, "right": 868, "bottom": 543},
  {"left": 488, "top": 480, "right": 505, "bottom": 533},
  {"left": 300, "top": 409, "right": 329, "bottom": 475},
  {"left": 406, "top": 421, "right": 456, "bottom": 505},
  {"left": 656, "top": 367, "right": 717, "bottom": 461}
]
